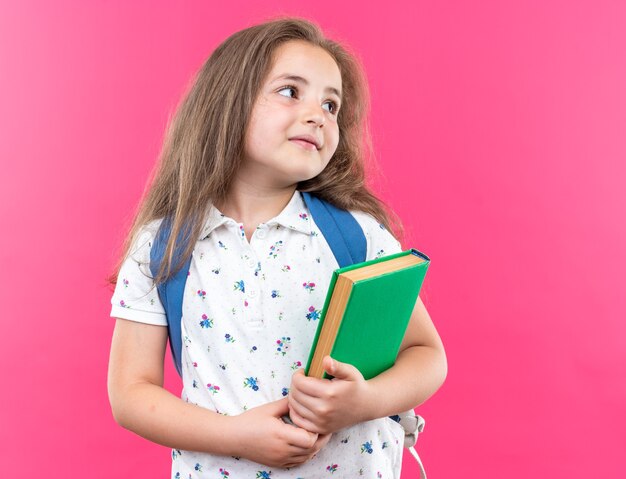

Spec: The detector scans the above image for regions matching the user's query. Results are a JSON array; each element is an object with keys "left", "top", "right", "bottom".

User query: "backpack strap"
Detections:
[
  {"left": 149, "top": 216, "right": 192, "bottom": 377},
  {"left": 395, "top": 413, "right": 427, "bottom": 478},
  {"left": 301, "top": 192, "right": 367, "bottom": 267}
]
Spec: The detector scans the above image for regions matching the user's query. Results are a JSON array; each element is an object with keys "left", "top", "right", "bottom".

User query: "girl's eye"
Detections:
[
  {"left": 323, "top": 101, "right": 339, "bottom": 115},
  {"left": 277, "top": 85, "right": 297, "bottom": 98}
]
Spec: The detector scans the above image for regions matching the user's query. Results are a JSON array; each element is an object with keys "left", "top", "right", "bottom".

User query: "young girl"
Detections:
[{"left": 108, "top": 17, "right": 447, "bottom": 479}]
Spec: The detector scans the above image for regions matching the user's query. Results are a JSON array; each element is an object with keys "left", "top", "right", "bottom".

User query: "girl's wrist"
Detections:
[
  {"left": 220, "top": 413, "right": 246, "bottom": 458},
  {"left": 195, "top": 410, "right": 244, "bottom": 457},
  {"left": 359, "top": 379, "right": 385, "bottom": 422}
]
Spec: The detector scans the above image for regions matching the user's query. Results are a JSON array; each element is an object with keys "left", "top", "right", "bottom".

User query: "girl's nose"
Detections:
[{"left": 302, "top": 102, "right": 326, "bottom": 127}]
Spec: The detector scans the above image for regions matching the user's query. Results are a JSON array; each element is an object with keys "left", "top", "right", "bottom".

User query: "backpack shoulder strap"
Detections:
[
  {"left": 149, "top": 217, "right": 192, "bottom": 377},
  {"left": 301, "top": 192, "right": 367, "bottom": 267}
]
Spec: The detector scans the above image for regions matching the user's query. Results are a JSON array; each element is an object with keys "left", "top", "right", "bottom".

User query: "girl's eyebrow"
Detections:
[{"left": 271, "top": 73, "right": 342, "bottom": 101}]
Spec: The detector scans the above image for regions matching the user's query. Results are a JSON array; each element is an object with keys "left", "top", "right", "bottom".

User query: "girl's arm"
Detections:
[
  {"left": 108, "top": 318, "right": 329, "bottom": 468},
  {"left": 287, "top": 296, "right": 447, "bottom": 434}
]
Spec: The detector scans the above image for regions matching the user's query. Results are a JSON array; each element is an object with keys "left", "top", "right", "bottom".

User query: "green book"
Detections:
[{"left": 305, "top": 249, "right": 430, "bottom": 380}]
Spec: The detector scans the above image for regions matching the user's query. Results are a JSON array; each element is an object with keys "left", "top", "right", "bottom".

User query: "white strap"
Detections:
[
  {"left": 408, "top": 446, "right": 427, "bottom": 479},
  {"left": 397, "top": 411, "right": 427, "bottom": 479}
]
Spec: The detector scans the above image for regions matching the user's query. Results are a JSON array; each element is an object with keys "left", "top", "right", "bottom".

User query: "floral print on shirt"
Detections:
[{"left": 110, "top": 191, "right": 405, "bottom": 478}]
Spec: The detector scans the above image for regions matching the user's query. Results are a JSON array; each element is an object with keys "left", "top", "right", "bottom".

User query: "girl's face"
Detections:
[{"left": 242, "top": 40, "right": 342, "bottom": 188}]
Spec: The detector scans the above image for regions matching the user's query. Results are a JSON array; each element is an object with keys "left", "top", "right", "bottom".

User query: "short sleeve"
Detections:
[
  {"left": 110, "top": 220, "right": 167, "bottom": 326},
  {"left": 350, "top": 210, "right": 403, "bottom": 261}
]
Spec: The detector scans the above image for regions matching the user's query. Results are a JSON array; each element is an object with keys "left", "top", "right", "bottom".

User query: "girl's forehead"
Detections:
[{"left": 267, "top": 41, "right": 342, "bottom": 90}]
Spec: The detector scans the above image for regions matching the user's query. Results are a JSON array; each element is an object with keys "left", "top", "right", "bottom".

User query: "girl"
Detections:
[{"left": 108, "top": 17, "right": 447, "bottom": 478}]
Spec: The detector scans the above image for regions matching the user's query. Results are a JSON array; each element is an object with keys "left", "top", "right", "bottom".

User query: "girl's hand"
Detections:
[
  {"left": 288, "top": 356, "right": 372, "bottom": 435},
  {"left": 232, "top": 397, "right": 332, "bottom": 468}
]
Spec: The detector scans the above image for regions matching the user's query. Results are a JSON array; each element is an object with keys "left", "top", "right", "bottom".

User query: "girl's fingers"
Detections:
[
  {"left": 289, "top": 386, "right": 324, "bottom": 414},
  {"left": 286, "top": 451, "right": 316, "bottom": 462},
  {"left": 282, "top": 424, "right": 319, "bottom": 450},
  {"left": 283, "top": 432, "right": 334, "bottom": 467},
  {"left": 316, "top": 433, "right": 333, "bottom": 448},
  {"left": 291, "top": 370, "right": 328, "bottom": 398},
  {"left": 288, "top": 403, "right": 322, "bottom": 434},
  {"left": 284, "top": 441, "right": 327, "bottom": 467},
  {"left": 288, "top": 393, "right": 319, "bottom": 425}
]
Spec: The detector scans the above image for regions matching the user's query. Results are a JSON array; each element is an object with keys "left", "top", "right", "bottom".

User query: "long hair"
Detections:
[{"left": 110, "top": 16, "right": 402, "bottom": 286}]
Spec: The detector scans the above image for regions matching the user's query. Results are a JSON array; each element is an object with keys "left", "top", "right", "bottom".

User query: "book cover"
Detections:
[{"left": 305, "top": 249, "right": 430, "bottom": 380}]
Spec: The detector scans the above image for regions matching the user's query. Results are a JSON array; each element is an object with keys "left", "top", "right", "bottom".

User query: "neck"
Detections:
[{"left": 215, "top": 178, "right": 297, "bottom": 229}]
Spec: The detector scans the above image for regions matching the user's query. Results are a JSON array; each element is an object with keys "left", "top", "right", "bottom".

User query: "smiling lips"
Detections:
[{"left": 289, "top": 135, "right": 321, "bottom": 150}]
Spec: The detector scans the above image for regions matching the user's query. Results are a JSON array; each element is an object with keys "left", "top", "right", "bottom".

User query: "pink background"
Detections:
[{"left": 1, "top": 1, "right": 624, "bottom": 477}]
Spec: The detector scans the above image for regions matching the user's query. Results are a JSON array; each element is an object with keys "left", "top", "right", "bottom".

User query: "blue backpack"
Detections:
[{"left": 148, "top": 191, "right": 427, "bottom": 478}]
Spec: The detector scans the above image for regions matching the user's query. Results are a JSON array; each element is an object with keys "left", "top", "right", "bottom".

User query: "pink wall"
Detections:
[{"left": 1, "top": 1, "right": 624, "bottom": 477}]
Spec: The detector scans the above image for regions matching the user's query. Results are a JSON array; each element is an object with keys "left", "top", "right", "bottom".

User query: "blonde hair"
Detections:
[{"left": 110, "top": 16, "right": 402, "bottom": 286}]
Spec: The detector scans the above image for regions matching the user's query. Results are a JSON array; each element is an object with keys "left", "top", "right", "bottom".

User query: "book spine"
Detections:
[
  {"left": 307, "top": 275, "right": 353, "bottom": 378},
  {"left": 304, "top": 271, "right": 339, "bottom": 376}
]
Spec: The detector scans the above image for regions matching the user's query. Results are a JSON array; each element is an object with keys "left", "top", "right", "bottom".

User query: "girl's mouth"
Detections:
[{"left": 290, "top": 139, "right": 318, "bottom": 151}]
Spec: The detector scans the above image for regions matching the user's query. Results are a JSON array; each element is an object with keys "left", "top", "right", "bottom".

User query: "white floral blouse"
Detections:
[{"left": 110, "top": 191, "right": 406, "bottom": 478}]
